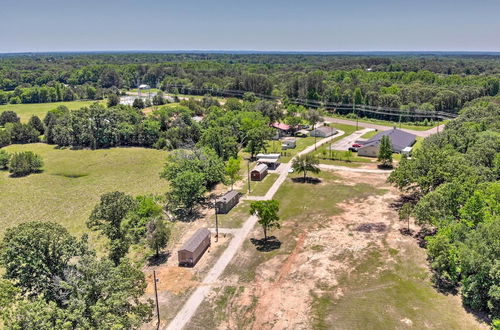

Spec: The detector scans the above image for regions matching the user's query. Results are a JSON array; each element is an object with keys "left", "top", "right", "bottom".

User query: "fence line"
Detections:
[{"left": 163, "top": 85, "right": 458, "bottom": 121}]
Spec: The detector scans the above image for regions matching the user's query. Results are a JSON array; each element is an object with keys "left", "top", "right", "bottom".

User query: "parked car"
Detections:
[
  {"left": 352, "top": 143, "right": 363, "bottom": 148},
  {"left": 348, "top": 147, "right": 358, "bottom": 152}
]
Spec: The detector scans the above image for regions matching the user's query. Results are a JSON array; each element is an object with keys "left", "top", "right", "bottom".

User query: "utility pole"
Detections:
[
  {"left": 214, "top": 197, "right": 219, "bottom": 242},
  {"left": 153, "top": 270, "right": 160, "bottom": 329},
  {"left": 247, "top": 159, "right": 251, "bottom": 194}
]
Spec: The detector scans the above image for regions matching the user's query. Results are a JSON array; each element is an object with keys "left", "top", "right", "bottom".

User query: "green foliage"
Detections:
[
  {"left": 292, "top": 154, "right": 320, "bottom": 181},
  {"left": 27, "top": 115, "right": 44, "bottom": 134},
  {"left": 0, "top": 222, "right": 85, "bottom": 300},
  {"left": 249, "top": 200, "right": 281, "bottom": 240},
  {"left": 377, "top": 135, "right": 393, "bottom": 167},
  {"left": 0, "top": 110, "right": 20, "bottom": 126},
  {"left": 225, "top": 156, "right": 242, "bottom": 190},
  {"left": 167, "top": 170, "right": 206, "bottom": 215},
  {"left": 161, "top": 147, "right": 225, "bottom": 188},
  {"left": 107, "top": 94, "right": 120, "bottom": 107},
  {"left": 87, "top": 191, "right": 138, "bottom": 264},
  {"left": 6, "top": 122, "right": 40, "bottom": 144},
  {"left": 8, "top": 151, "right": 43, "bottom": 176},
  {"left": 390, "top": 99, "right": 500, "bottom": 321},
  {"left": 0, "top": 149, "right": 10, "bottom": 169},
  {"left": 146, "top": 218, "right": 170, "bottom": 256}
]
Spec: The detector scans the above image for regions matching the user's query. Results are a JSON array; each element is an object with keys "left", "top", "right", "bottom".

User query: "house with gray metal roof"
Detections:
[
  {"left": 358, "top": 128, "right": 416, "bottom": 157},
  {"left": 215, "top": 190, "right": 240, "bottom": 214}
]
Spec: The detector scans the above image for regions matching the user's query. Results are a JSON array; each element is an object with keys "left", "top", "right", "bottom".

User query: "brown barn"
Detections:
[
  {"left": 251, "top": 164, "right": 268, "bottom": 181},
  {"left": 215, "top": 190, "right": 240, "bottom": 214},
  {"left": 178, "top": 228, "right": 211, "bottom": 267}
]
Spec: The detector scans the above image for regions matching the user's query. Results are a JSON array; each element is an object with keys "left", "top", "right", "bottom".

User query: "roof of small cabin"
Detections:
[
  {"left": 362, "top": 128, "right": 416, "bottom": 152},
  {"left": 312, "top": 126, "right": 336, "bottom": 133},
  {"left": 257, "top": 158, "right": 279, "bottom": 164},
  {"left": 216, "top": 190, "right": 239, "bottom": 203},
  {"left": 138, "top": 84, "right": 151, "bottom": 89},
  {"left": 180, "top": 228, "right": 211, "bottom": 253},
  {"left": 256, "top": 153, "right": 281, "bottom": 159},
  {"left": 252, "top": 164, "right": 268, "bottom": 173},
  {"left": 271, "top": 122, "right": 291, "bottom": 131}
]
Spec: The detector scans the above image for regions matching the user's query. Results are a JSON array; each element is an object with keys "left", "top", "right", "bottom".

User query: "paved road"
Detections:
[
  {"left": 324, "top": 117, "right": 444, "bottom": 138},
  {"left": 165, "top": 131, "right": 345, "bottom": 330},
  {"left": 318, "top": 164, "right": 393, "bottom": 174},
  {"left": 330, "top": 128, "right": 374, "bottom": 151}
]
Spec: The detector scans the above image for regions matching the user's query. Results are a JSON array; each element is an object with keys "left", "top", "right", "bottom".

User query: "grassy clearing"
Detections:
[
  {"left": 247, "top": 173, "right": 279, "bottom": 196},
  {"left": 224, "top": 171, "right": 385, "bottom": 282},
  {"left": 0, "top": 100, "right": 105, "bottom": 122},
  {"left": 328, "top": 114, "right": 445, "bottom": 131},
  {"left": 360, "top": 129, "right": 379, "bottom": 139},
  {"left": 267, "top": 136, "right": 319, "bottom": 163},
  {"left": 0, "top": 143, "right": 167, "bottom": 242},
  {"left": 207, "top": 200, "right": 251, "bottom": 229},
  {"left": 312, "top": 245, "right": 485, "bottom": 330}
]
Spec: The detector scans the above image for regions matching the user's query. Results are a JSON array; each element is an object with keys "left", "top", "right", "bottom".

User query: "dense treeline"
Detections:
[
  {"left": 0, "top": 53, "right": 498, "bottom": 114},
  {"left": 389, "top": 96, "right": 500, "bottom": 323}
]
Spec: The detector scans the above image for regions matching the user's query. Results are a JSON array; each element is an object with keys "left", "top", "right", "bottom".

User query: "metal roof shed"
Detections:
[
  {"left": 215, "top": 190, "right": 240, "bottom": 214},
  {"left": 178, "top": 228, "right": 211, "bottom": 267},
  {"left": 251, "top": 163, "right": 268, "bottom": 181}
]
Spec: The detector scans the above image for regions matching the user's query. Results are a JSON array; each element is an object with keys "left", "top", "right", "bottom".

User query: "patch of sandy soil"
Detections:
[{"left": 214, "top": 172, "right": 397, "bottom": 329}]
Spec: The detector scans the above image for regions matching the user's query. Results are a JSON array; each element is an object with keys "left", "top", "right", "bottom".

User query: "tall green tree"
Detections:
[
  {"left": 292, "top": 154, "right": 320, "bottom": 182},
  {"left": 167, "top": 170, "right": 206, "bottom": 215},
  {"left": 225, "top": 156, "right": 241, "bottom": 190},
  {"left": 87, "top": 191, "right": 138, "bottom": 264},
  {"left": 146, "top": 218, "right": 170, "bottom": 257},
  {"left": 0, "top": 222, "right": 85, "bottom": 299},
  {"left": 378, "top": 135, "right": 393, "bottom": 167},
  {"left": 249, "top": 200, "right": 281, "bottom": 241}
]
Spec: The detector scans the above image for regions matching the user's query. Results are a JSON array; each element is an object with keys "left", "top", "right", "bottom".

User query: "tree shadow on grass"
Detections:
[
  {"left": 250, "top": 236, "right": 281, "bottom": 252},
  {"left": 291, "top": 177, "right": 321, "bottom": 184},
  {"left": 147, "top": 251, "right": 171, "bottom": 266}
]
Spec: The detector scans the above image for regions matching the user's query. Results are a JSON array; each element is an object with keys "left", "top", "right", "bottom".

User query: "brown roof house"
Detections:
[
  {"left": 251, "top": 164, "right": 268, "bottom": 181},
  {"left": 178, "top": 228, "right": 211, "bottom": 267},
  {"left": 215, "top": 190, "right": 240, "bottom": 214}
]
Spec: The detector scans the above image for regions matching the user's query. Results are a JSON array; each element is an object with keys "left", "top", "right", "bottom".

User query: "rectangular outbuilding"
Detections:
[
  {"left": 281, "top": 137, "right": 296, "bottom": 150},
  {"left": 215, "top": 190, "right": 240, "bottom": 214},
  {"left": 251, "top": 163, "right": 268, "bottom": 181},
  {"left": 178, "top": 228, "right": 211, "bottom": 267},
  {"left": 310, "top": 125, "right": 337, "bottom": 138}
]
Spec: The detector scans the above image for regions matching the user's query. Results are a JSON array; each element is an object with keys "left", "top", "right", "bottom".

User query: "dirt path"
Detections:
[
  {"left": 324, "top": 116, "right": 444, "bottom": 137},
  {"left": 165, "top": 131, "right": 345, "bottom": 330}
]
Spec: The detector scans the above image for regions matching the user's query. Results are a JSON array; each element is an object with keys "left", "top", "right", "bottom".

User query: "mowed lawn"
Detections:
[
  {"left": 0, "top": 143, "right": 168, "bottom": 238},
  {"left": 0, "top": 100, "right": 105, "bottom": 122}
]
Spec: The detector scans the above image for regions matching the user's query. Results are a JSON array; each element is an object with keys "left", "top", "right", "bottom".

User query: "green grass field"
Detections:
[
  {"left": 360, "top": 129, "right": 379, "bottom": 139},
  {"left": 0, "top": 144, "right": 167, "bottom": 242},
  {"left": 329, "top": 114, "right": 445, "bottom": 131},
  {"left": 0, "top": 100, "right": 105, "bottom": 122}
]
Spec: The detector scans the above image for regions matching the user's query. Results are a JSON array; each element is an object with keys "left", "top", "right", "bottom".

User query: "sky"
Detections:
[{"left": 1, "top": 0, "right": 499, "bottom": 53}]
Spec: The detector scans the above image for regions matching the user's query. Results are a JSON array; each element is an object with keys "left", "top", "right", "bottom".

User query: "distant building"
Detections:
[
  {"left": 178, "top": 228, "right": 211, "bottom": 267},
  {"left": 271, "top": 122, "right": 292, "bottom": 138},
  {"left": 251, "top": 164, "right": 269, "bottom": 181},
  {"left": 215, "top": 190, "right": 240, "bottom": 214},
  {"left": 256, "top": 153, "right": 280, "bottom": 170},
  {"left": 281, "top": 137, "right": 296, "bottom": 150},
  {"left": 310, "top": 125, "right": 337, "bottom": 138},
  {"left": 357, "top": 128, "right": 417, "bottom": 157}
]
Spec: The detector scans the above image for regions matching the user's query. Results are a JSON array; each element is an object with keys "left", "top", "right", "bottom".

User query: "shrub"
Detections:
[
  {"left": 27, "top": 115, "right": 44, "bottom": 134},
  {"left": 0, "top": 111, "right": 20, "bottom": 126},
  {"left": 0, "top": 150, "right": 10, "bottom": 169},
  {"left": 0, "top": 130, "right": 11, "bottom": 148},
  {"left": 8, "top": 151, "right": 43, "bottom": 176}
]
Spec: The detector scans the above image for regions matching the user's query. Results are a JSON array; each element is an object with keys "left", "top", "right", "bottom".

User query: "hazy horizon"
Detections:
[{"left": 2, "top": 0, "right": 500, "bottom": 53}]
